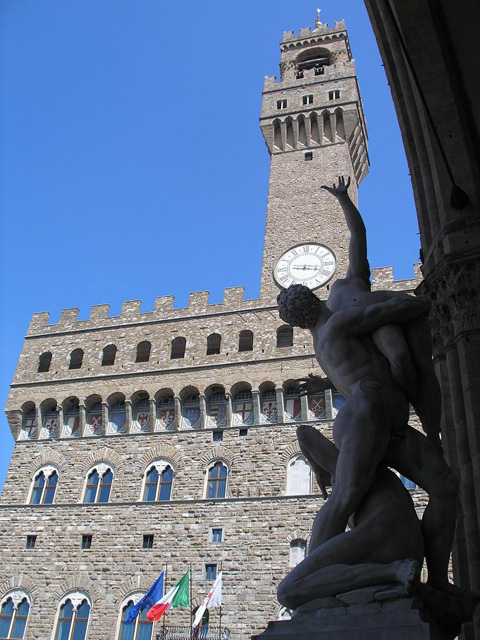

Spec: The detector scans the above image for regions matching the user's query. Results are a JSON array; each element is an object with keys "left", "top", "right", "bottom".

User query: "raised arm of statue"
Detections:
[{"left": 321, "top": 176, "right": 370, "bottom": 282}]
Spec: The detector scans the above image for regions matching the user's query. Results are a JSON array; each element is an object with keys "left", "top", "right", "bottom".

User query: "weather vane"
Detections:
[{"left": 315, "top": 8, "right": 322, "bottom": 28}]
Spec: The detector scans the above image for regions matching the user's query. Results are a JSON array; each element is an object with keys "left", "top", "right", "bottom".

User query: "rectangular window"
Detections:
[
  {"left": 213, "top": 430, "right": 223, "bottom": 442},
  {"left": 143, "top": 534, "right": 154, "bottom": 549},
  {"left": 329, "top": 90, "right": 341, "bottom": 100},
  {"left": 211, "top": 528, "right": 224, "bottom": 543},
  {"left": 276, "top": 99, "right": 287, "bottom": 109},
  {"left": 26, "top": 535, "right": 36, "bottom": 549},
  {"left": 315, "top": 66, "right": 324, "bottom": 75},
  {"left": 81, "top": 535, "right": 92, "bottom": 550},
  {"left": 302, "top": 94, "right": 313, "bottom": 105},
  {"left": 239, "top": 428, "right": 248, "bottom": 437},
  {"left": 205, "top": 563, "right": 217, "bottom": 581},
  {"left": 304, "top": 151, "right": 313, "bottom": 161}
]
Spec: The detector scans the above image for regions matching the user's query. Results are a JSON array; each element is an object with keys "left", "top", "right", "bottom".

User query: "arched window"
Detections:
[
  {"left": 38, "top": 352, "right": 52, "bottom": 373},
  {"left": 135, "top": 341, "right": 151, "bottom": 363},
  {"left": 108, "top": 398, "right": 126, "bottom": 435},
  {"left": 84, "top": 465, "right": 113, "bottom": 503},
  {"left": 62, "top": 399, "right": 80, "bottom": 438},
  {"left": 85, "top": 401, "right": 103, "bottom": 437},
  {"left": 69, "top": 349, "right": 83, "bottom": 370},
  {"left": 206, "top": 462, "right": 228, "bottom": 499},
  {"left": 232, "top": 388, "right": 253, "bottom": 426},
  {"left": 181, "top": 392, "right": 200, "bottom": 429},
  {"left": 277, "top": 326, "right": 293, "bottom": 348},
  {"left": 260, "top": 386, "right": 278, "bottom": 424},
  {"left": 19, "top": 405, "right": 37, "bottom": 441},
  {"left": 206, "top": 333, "right": 221, "bottom": 356},
  {"left": 170, "top": 337, "right": 186, "bottom": 359},
  {"left": 143, "top": 462, "right": 174, "bottom": 502},
  {"left": 289, "top": 539, "right": 307, "bottom": 567},
  {"left": 131, "top": 395, "right": 151, "bottom": 433},
  {"left": 286, "top": 455, "right": 312, "bottom": 496},
  {"left": 206, "top": 388, "right": 227, "bottom": 427},
  {"left": 54, "top": 594, "right": 91, "bottom": 640},
  {"left": 238, "top": 330, "right": 253, "bottom": 352},
  {"left": 155, "top": 392, "right": 175, "bottom": 431},
  {"left": 101, "top": 344, "right": 117, "bottom": 366},
  {"left": 0, "top": 591, "right": 30, "bottom": 639},
  {"left": 284, "top": 385, "right": 302, "bottom": 422},
  {"left": 30, "top": 467, "right": 58, "bottom": 505},
  {"left": 117, "top": 594, "right": 153, "bottom": 640}
]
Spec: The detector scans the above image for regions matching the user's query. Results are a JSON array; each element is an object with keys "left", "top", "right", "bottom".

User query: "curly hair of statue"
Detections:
[{"left": 277, "top": 284, "right": 322, "bottom": 328}]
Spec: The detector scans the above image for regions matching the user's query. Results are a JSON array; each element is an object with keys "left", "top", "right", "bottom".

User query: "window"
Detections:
[
  {"left": 118, "top": 595, "right": 153, "bottom": 640},
  {"left": 206, "top": 333, "right": 221, "bottom": 356},
  {"left": 62, "top": 401, "right": 80, "bottom": 438},
  {"left": 276, "top": 99, "right": 287, "bottom": 109},
  {"left": 69, "top": 349, "right": 83, "bottom": 370},
  {"left": 0, "top": 591, "right": 30, "bottom": 639},
  {"left": 213, "top": 429, "right": 223, "bottom": 442},
  {"left": 233, "top": 389, "right": 253, "bottom": 426},
  {"left": 207, "top": 462, "right": 227, "bottom": 499},
  {"left": 211, "top": 528, "right": 224, "bottom": 543},
  {"left": 181, "top": 393, "right": 200, "bottom": 428},
  {"left": 205, "top": 564, "right": 217, "bottom": 581},
  {"left": 261, "top": 388, "right": 278, "bottom": 424},
  {"left": 400, "top": 475, "right": 417, "bottom": 490},
  {"left": 302, "top": 94, "right": 313, "bottom": 105},
  {"left": 239, "top": 428, "right": 248, "bottom": 437},
  {"left": 136, "top": 341, "right": 151, "bottom": 363},
  {"left": 289, "top": 539, "right": 307, "bottom": 567},
  {"left": 315, "top": 66, "right": 324, "bottom": 75},
  {"left": 84, "top": 466, "right": 113, "bottom": 503},
  {"left": 304, "top": 151, "right": 313, "bottom": 161},
  {"left": 170, "top": 336, "right": 186, "bottom": 359},
  {"left": 54, "top": 595, "right": 90, "bottom": 640},
  {"left": 284, "top": 386, "right": 302, "bottom": 422},
  {"left": 207, "top": 388, "right": 227, "bottom": 427},
  {"left": 143, "top": 463, "right": 174, "bottom": 502},
  {"left": 20, "top": 409, "right": 37, "bottom": 441},
  {"left": 143, "top": 534, "right": 154, "bottom": 549},
  {"left": 109, "top": 400, "right": 127, "bottom": 435},
  {"left": 329, "top": 90, "right": 341, "bottom": 100},
  {"left": 38, "top": 352, "right": 52, "bottom": 373},
  {"left": 286, "top": 455, "right": 312, "bottom": 495},
  {"left": 30, "top": 468, "right": 58, "bottom": 505},
  {"left": 238, "top": 330, "right": 253, "bottom": 352},
  {"left": 101, "top": 344, "right": 117, "bottom": 366},
  {"left": 26, "top": 535, "right": 36, "bottom": 549},
  {"left": 81, "top": 535, "right": 92, "bottom": 550},
  {"left": 277, "top": 325, "right": 293, "bottom": 347},
  {"left": 40, "top": 405, "right": 59, "bottom": 440}
]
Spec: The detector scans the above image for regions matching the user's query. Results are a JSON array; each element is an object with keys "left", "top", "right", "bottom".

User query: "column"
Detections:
[
  {"left": 199, "top": 394, "right": 207, "bottom": 429},
  {"left": 300, "top": 394, "right": 310, "bottom": 422},
  {"left": 79, "top": 404, "right": 86, "bottom": 437},
  {"left": 252, "top": 389, "right": 261, "bottom": 425},
  {"left": 101, "top": 402, "right": 109, "bottom": 436},
  {"left": 149, "top": 398, "right": 156, "bottom": 433},
  {"left": 225, "top": 393, "right": 233, "bottom": 427},
  {"left": 174, "top": 396, "right": 181, "bottom": 430},
  {"left": 125, "top": 400, "right": 132, "bottom": 434},
  {"left": 275, "top": 386, "right": 285, "bottom": 424},
  {"left": 57, "top": 405, "right": 64, "bottom": 438},
  {"left": 35, "top": 406, "right": 42, "bottom": 440},
  {"left": 325, "top": 389, "right": 333, "bottom": 420}
]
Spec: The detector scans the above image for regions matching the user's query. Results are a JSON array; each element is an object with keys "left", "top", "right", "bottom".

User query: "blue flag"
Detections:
[{"left": 126, "top": 571, "right": 164, "bottom": 623}]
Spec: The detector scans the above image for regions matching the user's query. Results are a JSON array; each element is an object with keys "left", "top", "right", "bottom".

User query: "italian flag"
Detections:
[{"left": 146, "top": 571, "right": 190, "bottom": 621}]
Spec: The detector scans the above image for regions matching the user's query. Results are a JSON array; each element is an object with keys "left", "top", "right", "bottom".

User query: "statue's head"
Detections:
[{"left": 277, "top": 284, "right": 324, "bottom": 329}]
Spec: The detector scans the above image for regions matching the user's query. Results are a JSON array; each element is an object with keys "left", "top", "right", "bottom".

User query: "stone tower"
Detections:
[{"left": 259, "top": 19, "right": 369, "bottom": 301}]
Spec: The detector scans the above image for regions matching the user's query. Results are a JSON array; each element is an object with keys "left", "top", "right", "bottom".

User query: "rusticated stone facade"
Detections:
[{"left": 1, "top": 16, "right": 424, "bottom": 640}]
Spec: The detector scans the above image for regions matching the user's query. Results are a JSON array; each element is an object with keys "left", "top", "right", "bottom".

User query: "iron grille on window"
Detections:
[
  {"left": 238, "top": 330, "right": 253, "bottom": 352},
  {"left": 143, "top": 534, "right": 154, "bottom": 549},
  {"left": 81, "top": 535, "right": 92, "bottom": 550},
  {"left": 277, "top": 326, "right": 293, "bottom": 347}
]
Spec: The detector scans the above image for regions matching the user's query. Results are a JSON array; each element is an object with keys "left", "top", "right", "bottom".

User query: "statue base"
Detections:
[{"left": 253, "top": 585, "right": 452, "bottom": 640}]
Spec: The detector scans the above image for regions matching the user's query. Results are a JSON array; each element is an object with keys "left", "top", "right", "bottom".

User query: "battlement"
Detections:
[
  {"left": 282, "top": 20, "right": 346, "bottom": 43},
  {"left": 26, "top": 286, "right": 267, "bottom": 336},
  {"left": 371, "top": 263, "right": 422, "bottom": 292},
  {"left": 263, "top": 58, "right": 356, "bottom": 91}
]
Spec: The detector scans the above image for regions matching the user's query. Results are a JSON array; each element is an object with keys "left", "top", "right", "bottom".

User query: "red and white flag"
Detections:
[{"left": 192, "top": 572, "right": 222, "bottom": 629}]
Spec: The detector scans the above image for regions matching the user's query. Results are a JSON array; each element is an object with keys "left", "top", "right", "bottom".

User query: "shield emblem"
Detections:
[
  {"left": 233, "top": 401, "right": 253, "bottom": 425},
  {"left": 110, "top": 411, "right": 126, "bottom": 434},
  {"left": 41, "top": 417, "right": 57, "bottom": 439},
  {"left": 88, "top": 414, "right": 103, "bottom": 435},
  {"left": 182, "top": 407, "right": 200, "bottom": 428},
  {"left": 158, "top": 409, "right": 175, "bottom": 430},
  {"left": 207, "top": 403, "right": 227, "bottom": 427},
  {"left": 308, "top": 396, "right": 326, "bottom": 419},
  {"left": 63, "top": 415, "right": 80, "bottom": 437},
  {"left": 22, "top": 417, "right": 37, "bottom": 440},
  {"left": 138, "top": 412, "right": 150, "bottom": 432},
  {"left": 285, "top": 398, "right": 302, "bottom": 421},
  {"left": 332, "top": 394, "right": 346, "bottom": 418},
  {"left": 262, "top": 401, "right": 278, "bottom": 423}
]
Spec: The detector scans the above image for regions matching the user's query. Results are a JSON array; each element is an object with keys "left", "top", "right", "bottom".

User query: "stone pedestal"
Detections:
[{"left": 253, "top": 586, "right": 450, "bottom": 640}]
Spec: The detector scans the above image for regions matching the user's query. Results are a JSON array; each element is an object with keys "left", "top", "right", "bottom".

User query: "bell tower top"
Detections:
[{"left": 259, "top": 18, "right": 369, "bottom": 302}]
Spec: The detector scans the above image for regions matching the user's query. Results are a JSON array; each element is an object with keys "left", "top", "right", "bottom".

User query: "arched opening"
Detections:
[
  {"left": 135, "top": 341, "right": 151, "bottom": 363},
  {"left": 131, "top": 391, "right": 151, "bottom": 433},
  {"left": 277, "top": 325, "right": 293, "bottom": 348},
  {"left": 297, "top": 115, "right": 307, "bottom": 146},
  {"left": 107, "top": 393, "right": 126, "bottom": 435},
  {"left": 273, "top": 120, "right": 283, "bottom": 150},
  {"left": 101, "top": 344, "right": 117, "bottom": 366},
  {"left": 206, "top": 333, "right": 221, "bottom": 356},
  {"left": 62, "top": 396, "right": 80, "bottom": 438},
  {"left": 20, "top": 402, "right": 36, "bottom": 441},
  {"left": 323, "top": 111, "right": 333, "bottom": 142},
  {"left": 40, "top": 398, "right": 58, "bottom": 440},
  {"left": 231, "top": 383, "right": 253, "bottom": 426},
  {"left": 38, "top": 352, "right": 52, "bottom": 373},
  {"left": 180, "top": 387, "right": 200, "bottom": 429},
  {"left": 54, "top": 594, "right": 91, "bottom": 640},
  {"left": 335, "top": 107, "right": 345, "bottom": 139},
  {"left": 85, "top": 395, "right": 103, "bottom": 437},
  {"left": 68, "top": 348, "right": 83, "bottom": 370},
  {"left": 206, "top": 385, "right": 227, "bottom": 427},
  {"left": 143, "top": 461, "right": 174, "bottom": 502},
  {"left": 206, "top": 461, "right": 228, "bottom": 499},
  {"left": 286, "top": 455, "right": 312, "bottom": 495},
  {"left": 238, "top": 330, "right": 253, "bottom": 352},
  {"left": 310, "top": 113, "right": 320, "bottom": 144},
  {"left": 170, "top": 336, "right": 186, "bottom": 359},
  {"left": 289, "top": 539, "right": 307, "bottom": 567},
  {"left": 155, "top": 388, "right": 175, "bottom": 431},
  {"left": 259, "top": 382, "right": 277, "bottom": 424},
  {"left": 284, "top": 382, "right": 302, "bottom": 422},
  {"left": 296, "top": 47, "right": 332, "bottom": 73},
  {"left": 285, "top": 117, "right": 295, "bottom": 148},
  {"left": 0, "top": 591, "right": 31, "bottom": 639}
]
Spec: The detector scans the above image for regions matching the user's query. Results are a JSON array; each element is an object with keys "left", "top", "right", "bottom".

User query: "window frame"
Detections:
[
  {"left": 205, "top": 461, "right": 228, "bottom": 500},
  {"left": 142, "top": 460, "right": 174, "bottom": 502},
  {"left": 0, "top": 590, "right": 31, "bottom": 640},
  {"left": 83, "top": 464, "right": 113, "bottom": 504},
  {"left": 28, "top": 466, "right": 58, "bottom": 505},
  {"left": 205, "top": 563, "right": 217, "bottom": 581},
  {"left": 53, "top": 592, "right": 91, "bottom": 640},
  {"left": 302, "top": 94, "right": 313, "bottom": 105},
  {"left": 210, "top": 527, "right": 224, "bottom": 543},
  {"left": 116, "top": 593, "right": 153, "bottom": 640}
]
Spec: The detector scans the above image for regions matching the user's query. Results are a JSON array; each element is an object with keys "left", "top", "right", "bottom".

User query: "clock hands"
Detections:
[{"left": 292, "top": 265, "right": 321, "bottom": 271}]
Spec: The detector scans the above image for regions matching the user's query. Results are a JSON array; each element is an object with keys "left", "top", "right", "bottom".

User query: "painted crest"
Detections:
[
  {"left": 262, "top": 401, "right": 278, "bottom": 423},
  {"left": 157, "top": 409, "right": 175, "bottom": 430},
  {"left": 87, "top": 413, "right": 103, "bottom": 436},
  {"left": 285, "top": 398, "right": 302, "bottom": 421},
  {"left": 308, "top": 396, "right": 326, "bottom": 419},
  {"left": 110, "top": 411, "right": 127, "bottom": 434},
  {"left": 182, "top": 407, "right": 200, "bottom": 428},
  {"left": 41, "top": 416, "right": 57, "bottom": 439},
  {"left": 207, "top": 403, "right": 227, "bottom": 427},
  {"left": 233, "top": 401, "right": 253, "bottom": 426},
  {"left": 21, "top": 417, "right": 37, "bottom": 440},
  {"left": 63, "top": 415, "right": 80, "bottom": 438}
]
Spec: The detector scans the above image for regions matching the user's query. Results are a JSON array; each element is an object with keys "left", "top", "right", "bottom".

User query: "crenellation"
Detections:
[
  {"left": 120, "top": 300, "right": 142, "bottom": 319},
  {"left": 371, "top": 263, "right": 422, "bottom": 291},
  {"left": 154, "top": 294, "right": 175, "bottom": 314},
  {"left": 89, "top": 304, "right": 110, "bottom": 321},
  {"left": 28, "top": 312, "right": 50, "bottom": 333},
  {"left": 188, "top": 290, "right": 210, "bottom": 308},
  {"left": 58, "top": 308, "right": 79, "bottom": 326}
]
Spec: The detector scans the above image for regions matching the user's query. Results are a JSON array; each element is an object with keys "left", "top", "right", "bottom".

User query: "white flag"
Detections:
[{"left": 192, "top": 572, "right": 222, "bottom": 628}]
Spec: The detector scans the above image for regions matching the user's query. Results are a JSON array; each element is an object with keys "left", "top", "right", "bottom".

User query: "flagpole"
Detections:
[
  {"left": 218, "top": 562, "right": 223, "bottom": 640},
  {"left": 162, "top": 564, "right": 167, "bottom": 640},
  {"left": 189, "top": 563, "right": 193, "bottom": 640}
]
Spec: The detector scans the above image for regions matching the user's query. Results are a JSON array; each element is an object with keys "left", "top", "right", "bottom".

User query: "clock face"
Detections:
[{"left": 273, "top": 243, "right": 336, "bottom": 290}]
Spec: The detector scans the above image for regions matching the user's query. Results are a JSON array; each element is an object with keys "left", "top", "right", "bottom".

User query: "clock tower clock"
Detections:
[{"left": 259, "top": 18, "right": 369, "bottom": 301}]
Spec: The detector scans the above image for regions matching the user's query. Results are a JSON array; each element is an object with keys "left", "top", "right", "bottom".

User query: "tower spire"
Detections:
[{"left": 315, "top": 8, "right": 322, "bottom": 29}]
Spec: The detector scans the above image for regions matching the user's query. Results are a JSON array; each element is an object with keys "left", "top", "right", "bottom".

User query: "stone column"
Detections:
[
  {"left": 101, "top": 402, "right": 109, "bottom": 436},
  {"left": 174, "top": 396, "right": 181, "bottom": 430},
  {"left": 79, "top": 404, "right": 86, "bottom": 437},
  {"left": 125, "top": 400, "right": 133, "bottom": 434},
  {"left": 318, "top": 113, "right": 324, "bottom": 144},
  {"left": 275, "top": 387, "right": 285, "bottom": 424},
  {"left": 57, "top": 405, "right": 64, "bottom": 438},
  {"left": 252, "top": 389, "right": 261, "bottom": 425},
  {"left": 280, "top": 121, "right": 287, "bottom": 150},
  {"left": 225, "top": 393, "right": 232, "bottom": 427},
  {"left": 305, "top": 117, "right": 312, "bottom": 146},
  {"left": 149, "top": 399, "right": 156, "bottom": 433},
  {"left": 325, "top": 389, "right": 333, "bottom": 420},
  {"left": 300, "top": 394, "right": 310, "bottom": 422},
  {"left": 199, "top": 394, "right": 207, "bottom": 429},
  {"left": 35, "top": 406, "right": 42, "bottom": 440}
]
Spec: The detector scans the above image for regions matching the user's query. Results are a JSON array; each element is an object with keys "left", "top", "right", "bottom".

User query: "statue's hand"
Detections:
[
  {"left": 296, "top": 374, "right": 334, "bottom": 396},
  {"left": 321, "top": 175, "right": 351, "bottom": 197}
]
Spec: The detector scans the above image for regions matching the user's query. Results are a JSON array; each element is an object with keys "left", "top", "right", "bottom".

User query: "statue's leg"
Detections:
[
  {"left": 309, "top": 383, "right": 391, "bottom": 552},
  {"left": 402, "top": 317, "right": 442, "bottom": 446},
  {"left": 371, "top": 324, "right": 418, "bottom": 402},
  {"left": 384, "top": 427, "right": 459, "bottom": 592}
]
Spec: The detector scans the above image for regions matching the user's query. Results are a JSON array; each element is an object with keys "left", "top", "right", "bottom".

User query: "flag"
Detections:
[
  {"left": 147, "top": 570, "right": 190, "bottom": 622},
  {"left": 125, "top": 572, "right": 164, "bottom": 624},
  {"left": 192, "top": 572, "right": 222, "bottom": 629}
]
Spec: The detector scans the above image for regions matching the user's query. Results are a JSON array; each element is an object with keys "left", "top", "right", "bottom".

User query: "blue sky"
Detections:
[{"left": 0, "top": 1, "right": 420, "bottom": 489}]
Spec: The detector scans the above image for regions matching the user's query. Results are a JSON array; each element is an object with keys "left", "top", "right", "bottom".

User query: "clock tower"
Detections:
[{"left": 260, "top": 16, "right": 369, "bottom": 302}]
